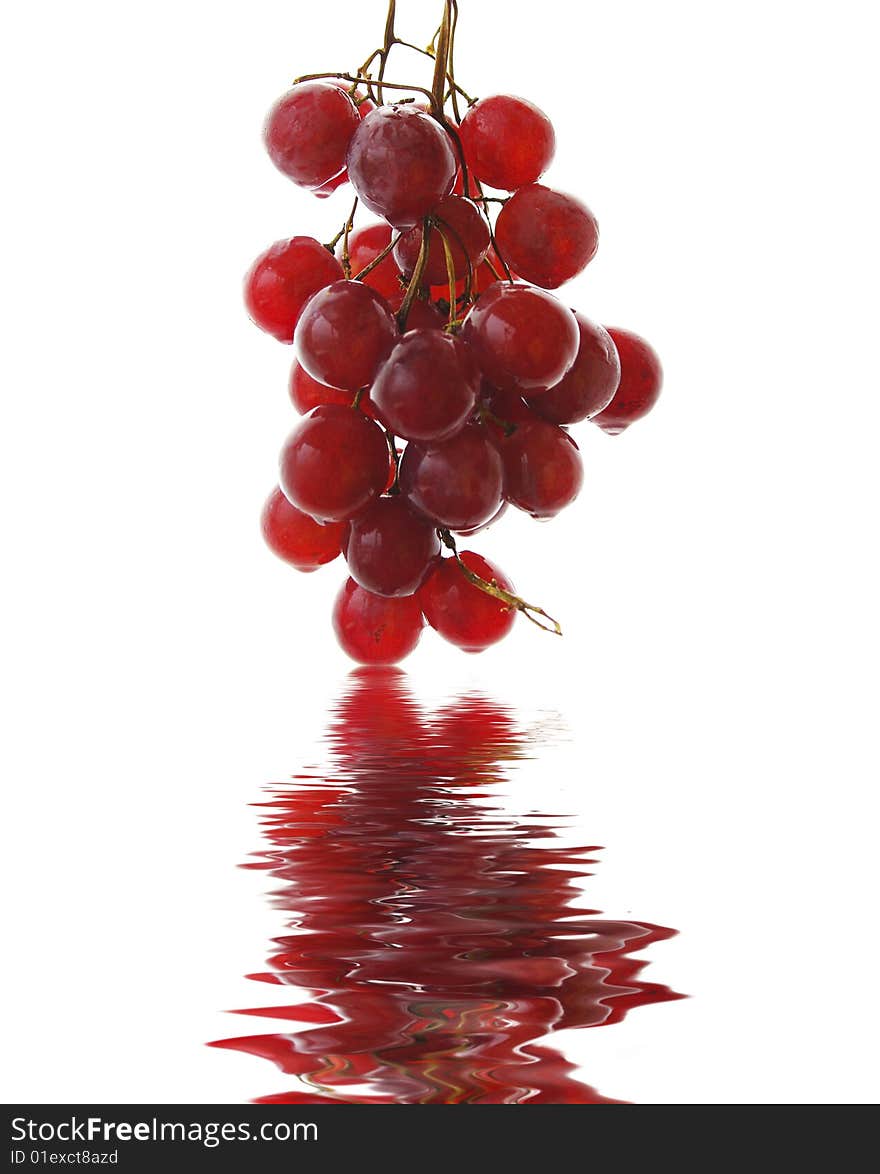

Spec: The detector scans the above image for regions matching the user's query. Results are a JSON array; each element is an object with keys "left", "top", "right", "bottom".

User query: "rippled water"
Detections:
[{"left": 210, "top": 667, "right": 681, "bottom": 1103}]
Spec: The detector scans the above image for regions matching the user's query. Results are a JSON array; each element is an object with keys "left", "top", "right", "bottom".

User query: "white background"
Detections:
[{"left": 2, "top": 0, "right": 879, "bottom": 1104}]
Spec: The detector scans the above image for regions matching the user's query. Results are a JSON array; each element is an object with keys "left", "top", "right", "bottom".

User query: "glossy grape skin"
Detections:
[
  {"left": 332, "top": 577, "right": 425, "bottom": 664},
  {"left": 525, "top": 314, "right": 620, "bottom": 424},
  {"left": 371, "top": 330, "right": 480, "bottom": 442},
  {"left": 399, "top": 422, "right": 504, "bottom": 531},
  {"left": 495, "top": 185, "right": 599, "bottom": 289},
  {"left": 501, "top": 419, "right": 584, "bottom": 518},
  {"left": 394, "top": 196, "right": 490, "bottom": 286},
  {"left": 294, "top": 280, "right": 398, "bottom": 391},
  {"left": 591, "top": 328, "right": 663, "bottom": 434},
  {"left": 263, "top": 82, "right": 360, "bottom": 189},
  {"left": 419, "top": 551, "right": 516, "bottom": 652},
  {"left": 462, "top": 282, "right": 579, "bottom": 392},
  {"left": 261, "top": 486, "right": 346, "bottom": 571},
  {"left": 244, "top": 237, "right": 344, "bottom": 343},
  {"left": 459, "top": 95, "right": 555, "bottom": 191},
  {"left": 279, "top": 405, "right": 390, "bottom": 522},
  {"left": 344, "top": 496, "right": 440, "bottom": 597},
  {"left": 346, "top": 105, "right": 457, "bottom": 228},
  {"left": 345, "top": 222, "right": 403, "bottom": 299}
]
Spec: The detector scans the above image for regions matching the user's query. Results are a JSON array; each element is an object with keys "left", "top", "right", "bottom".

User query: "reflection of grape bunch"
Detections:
[
  {"left": 212, "top": 669, "right": 681, "bottom": 1103},
  {"left": 248, "top": 0, "right": 663, "bottom": 664}
]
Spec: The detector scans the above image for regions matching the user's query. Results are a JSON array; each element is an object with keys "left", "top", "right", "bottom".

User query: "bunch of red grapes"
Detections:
[{"left": 246, "top": 1, "right": 662, "bottom": 665}]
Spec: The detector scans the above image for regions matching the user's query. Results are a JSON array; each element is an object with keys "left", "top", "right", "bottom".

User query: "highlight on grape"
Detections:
[{"left": 247, "top": 0, "right": 663, "bottom": 664}]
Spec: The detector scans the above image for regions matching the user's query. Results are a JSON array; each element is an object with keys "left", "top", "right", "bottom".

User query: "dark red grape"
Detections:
[
  {"left": 462, "top": 282, "right": 579, "bottom": 392},
  {"left": 525, "top": 313, "right": 620, "bottom": 423},
  {"left": 294, "top": 280, "right": 398, "bottom": 390},
  {"left": 459, "top": 95, "right": 555, "bottom": 191},
  {"left": 261, "top": 486, "right": 346, "bottom": 571},
  {"left": 345, "top": 496, "right": 440, "bottom": 597},
  {"left": 263, "top": 82, "right": 360, "bottom": 189},
  {"left": 371, "top": 330, "right": 480, "bottom": 442},
  {"left": 419, "top": 551, "right": 516, "bottom": 652},
  {"left": 592, "top": 328, "right": 663, "bottom": 434},
  {"left": 399, "top": 422, "right": 504, "bottom": 530},
  {"left": 346, "top": 105, "right": 457, "bottom": 228},
  {"left": 345, "top": 222, "right": 404, "bottom": 299},
  {"left": 244, "top": 237, "right": 344, "bottom": 343},
  {"left": 495, "top": 185, "right": 599, "bottom": 289},
  {"left": 394, "top": 195, "right": 490, "bottom": 286},
  {"left": 279, "top": 405, "right": 390, "bottom": 522},
  {"left": 501, "top": 418, "right": 584, "bottom": 518},
  {"left": 333, "top": 577, "right": 424, "bottom": 664}
]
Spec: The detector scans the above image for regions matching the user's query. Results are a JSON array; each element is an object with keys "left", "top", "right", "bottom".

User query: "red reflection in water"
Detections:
[{"left": 210, "top": 668, "right": 682, "bottom": 1103}]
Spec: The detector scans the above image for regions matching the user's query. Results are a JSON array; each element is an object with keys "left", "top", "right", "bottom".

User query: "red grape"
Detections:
[
  {"left": 244, "top": 237, "right": 343, "bottom": 343},
  {"left": 288, "top": 361, "right": 379, "bottom": 419},
  {"left": 495, "top": 185, "right": 599, "bottom": 289},
  {"left": 393, "top": 195, "right": 490, "bottom": 286},
  {"left": 592, "top": 328, "right": 663, "bottom": 434},
  {"left": 501, "top": 418, "right": 584, "bottom": 518},
  {"left": 263, "top": 82, "right": 360, "bottom": 189},
  {"left": 462, "top": 282, "right": 579, "bottom": 392},
  {"left": 313, "top": 86, "right": 377, "bottom": 197},
  {"left": 399, "top": 422, "right": 504, "bottom": 530},
  {"left": 261, "top": 486, "right": 346, "bottom": 571},
  {"left": 279, "top": 404, "right": 390, "bottom": 522},
  {"left": 459, "top": 95, "right": 555, "bottom": 191},
  {"left": 478, "top": 385, "right": 539, "bottom": 445},
  {"left": 452, "top": 163, "right": 479, "bottom": 197},
  {"left": 335, "top": 84, "right": 375, "bottom": 112},
  {"left": 386, "top": 290, "right": 445, "bottom": 332},
  {"left": 525, "top": 313, "right": 620, "bottom": 423},
  {"left": 333, "top": 577, "right": 424, "bottom": 664},
  {"left": 294, "top": 280, "right": 398, "bottom": 390},
  {"left": 288, "top": 360, "right": 352, "bottom": 413},
  {"left": 371, "top": 330, "right": 480, "bottom": 442},
  {"left": 345, "top": 496, "right": 440, "bottom": 597},
  {"left": 429, "top": 246, "right": 511, "bottom": 304},
  {"left": 456, "top": 501, "right": 508, "bottom": 536},
  {"left": 482, "top": 385, "right": 537, "bottom": 426},
  {"left": 419, "top": 551, "right": 516, "bottom": 652},
  {"left": 345, "top": 222, "right": 403, "bottom": 299},
  {"left": 346, "top": 105, "right": 457, "bottom": 227}
]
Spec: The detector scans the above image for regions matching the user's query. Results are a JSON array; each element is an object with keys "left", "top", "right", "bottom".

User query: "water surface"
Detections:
[{"left": 211, "top": 668, "right": 681, "bottom": 1103}]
